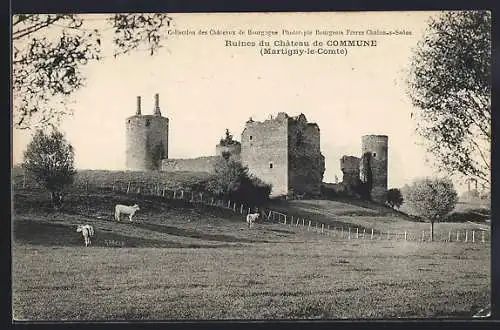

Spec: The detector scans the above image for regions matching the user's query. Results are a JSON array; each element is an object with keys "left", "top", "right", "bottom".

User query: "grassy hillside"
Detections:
[
  {"left": 11, "top": 166, "right": 211, "bottom": 192},
  {"left": 12, "top": 188, "right": 491, "bottom": 320},
  {"left": 266, "top": 199, "right": 488, "bottom": 241}
]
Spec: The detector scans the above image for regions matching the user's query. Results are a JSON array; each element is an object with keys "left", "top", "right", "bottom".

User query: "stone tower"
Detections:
[
  {"left": 240, "top": 112, "right": 325, "bottom": 197},
  {"left": 125, "top": 93, "right": 169, "bottom": 171},
  {"left": 361, "top": 135, "right": 388, "bottom": 203}
]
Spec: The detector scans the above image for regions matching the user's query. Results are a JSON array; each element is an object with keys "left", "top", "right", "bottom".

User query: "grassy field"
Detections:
[{"left": 12, "top": 188, "right": 490, "bottom": 320}]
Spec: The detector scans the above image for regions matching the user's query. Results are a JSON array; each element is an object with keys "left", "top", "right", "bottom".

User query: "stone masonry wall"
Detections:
[
  {"left": 340, "top": 155, "right": 361, "bottom": 186},
  {"left": 287, "top": 115, "right": 325, "bottom": 196},
  {"left": 161, "top": 156, "right": 220, "bottom": 173},
  {"left": 361, "top": 135, "right": 388, "bottom": 203},
  {"left": 240, "top": 115, "right": 289, "bottom": 197},
  {"left": 126, "top": 115, "right": 169, "bottom": 171}
]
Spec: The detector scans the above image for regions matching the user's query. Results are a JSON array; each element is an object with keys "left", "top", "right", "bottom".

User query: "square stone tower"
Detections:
[{"left": 240, "top": 112, "right": 325, "bottom": 197}]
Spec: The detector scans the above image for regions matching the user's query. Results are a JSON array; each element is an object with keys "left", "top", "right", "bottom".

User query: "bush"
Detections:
[
  {"left": 386, "top": 188, "right": 404, "bottom": 209},
  {"left": 22, "top": 129, "right": 76, "bottom": 210},
  {"left": 206, "top": 158, "right": 271, "bottom": 207}
]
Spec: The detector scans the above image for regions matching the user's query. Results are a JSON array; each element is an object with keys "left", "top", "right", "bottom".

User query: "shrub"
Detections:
[
  {"left": 22, "top": 129, "right": 76, "bottom": 210},
  {"left": 386, "top": 188, "right": 404, "bottom": 209},
  {"left": 206, "top": 158, "right": 271, "bottom": 207}
]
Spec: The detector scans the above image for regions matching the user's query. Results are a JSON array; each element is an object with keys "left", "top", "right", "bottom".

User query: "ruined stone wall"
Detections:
[
  {"left": 340, "top": 155, "right": 361, "bottom": 186},
  {"left": 126, "top": 115, "right": 169, "bottom": 171},
  {"left": 361, "top": 135, "right": 388, "bottom": 203},
  {"left": 161, "top": 156, "right": 220, "bottom": 173},
  {"left": 240, "top": 115, "right": 289, "bottom": 197},
  {"left": 287, "top": 115, "right": 325, "bottom": 196}
]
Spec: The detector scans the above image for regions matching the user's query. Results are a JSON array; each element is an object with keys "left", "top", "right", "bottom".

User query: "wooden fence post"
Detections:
[
  {"left": 421, "top": 230, "right": 425, "bottom": 242},
  {"left": 341, "top": 227, "right": 344, "bottom": 238},
  {"left": 456, "top": 231, "right": 460, "bottom": 242},
  {"left": 348, "top": 227, "right": 351, "bottom": 240},
  {"left": 321, "top": 224, "right": 324, "bottom": 234},
  {"left": 472, "top": 230, "right": 475, "bottom": 243},
  {"left": 356, "top": 228, "right": 359, "bottom": 239},
  {"left": 181, "top": 190, "right": 184, "bottom": 199},
  {"left": 371, "top": 228, "right": 374, "bottom": 240},
  {"left": 296, "top": 218, "right": 300, "bottom": 227},
  {"left": 240, "top": 204, "right": 244, "bottom": 214},
  {"left": 482, "top": 231, "right": 485, "bottom": 243},
  {"left": 86, "top": 181, "right": 89, "bottom": 192},
  {"left": 448, "top": 231, "right": 451, "bottom": 242},
  {"left": 362, "top": 228, "right": 366, "bottom": 239},
  {"left": 248, "top": 207, "right": 251, "bottom": 215},
  {"left": 284, "top": 215, "right": 287, "bottom": 225},
  {"left": 404, "top": 231, "right": 407, "bottom": 241},
  {"left": 387, "top": 231, "right": 390, "bottom": 240},
  {"left": 308, "top": 221, "right": 311, "bottom": 231},
  {"left": 302, "top": 219, "right": 305, "bottom": 226},
  {"left": 465, "top": 230, "right": 468, "bottom": 242},
  {"left": 233, "top": 203, "right": 236, "bottom": 212}
]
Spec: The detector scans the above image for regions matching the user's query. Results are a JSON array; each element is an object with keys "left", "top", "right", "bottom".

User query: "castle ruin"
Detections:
[
  {"left": 240, "top": 112, "right": 325, "bottom": 197},
  {"left": 125, "top": 94, "right": 169, "bottom": 171},
  {"left": 336, "top": 135, "right": 388, "bottom": 203},
  {"left": 124, "top": 100, "right": 387, "bottom": 202}
]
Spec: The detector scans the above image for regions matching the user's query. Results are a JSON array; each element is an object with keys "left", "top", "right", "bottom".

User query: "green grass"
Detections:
[{"left": 11, "top": 189, "right": 490, "bottom": 320}]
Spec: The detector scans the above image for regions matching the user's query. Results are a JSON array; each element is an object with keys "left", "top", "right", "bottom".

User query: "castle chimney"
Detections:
[
  {"left": 154, "top": 93, "right": 161, "bottom": 116},
  {"left": 136, "top": 96, "right": 141, "bottom": 115}
]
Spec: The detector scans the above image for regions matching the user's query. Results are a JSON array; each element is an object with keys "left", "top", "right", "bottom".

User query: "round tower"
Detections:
[
  {"left": 126, "top": 93, "right": 169, "bottom": 171},
  {"left": 361, "top": 135, "right": 388, "bottom": 203}
]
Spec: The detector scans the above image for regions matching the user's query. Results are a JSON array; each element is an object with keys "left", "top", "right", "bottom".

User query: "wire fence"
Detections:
[{"left": 12, "top": 178, "right": 491, "bottom": 244}]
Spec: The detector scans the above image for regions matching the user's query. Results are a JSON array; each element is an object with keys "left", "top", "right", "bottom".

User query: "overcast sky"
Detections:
[{"left": 13, "top": 11, "right": 472, "bottom": 191}]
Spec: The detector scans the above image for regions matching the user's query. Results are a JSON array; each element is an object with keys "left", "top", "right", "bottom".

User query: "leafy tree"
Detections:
[
  {"left": 403, "top": 177, "right": 458, "bottom": 241},
  {"left": 207, "top": 158, "right": 271, "bottom": 207},
  {"left": 22, "top": 129, "right": 77, "bottom": 210},
  {"left": 386, "top": 188, "right": 404, "bottom": 209},
  {"left": 13, "top": 13, "right": 172, "bottom": 130},
  {"left": 406, "top": 11, "right": 491, "bottom": 185}
]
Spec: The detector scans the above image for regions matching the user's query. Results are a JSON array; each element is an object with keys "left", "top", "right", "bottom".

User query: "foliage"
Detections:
[
  {"left": 206, "top": 158, "right": 272, "bottom": 207},
  {"left": 219, "top": 128, "right": 238, "bottom": 146},
  {"left": 386, "top": 188, "right": 404, "bottom": 209},
  {"left": 403, "top": 177, "right": 458, "bottom": 240},
  {"left": 22, "top": 129, "right": 76, "bottom": 209},
  {"left": 356, "top": 152, "right": 373, "bottom": 200},
  {"left": 12, "top": 13, "right": 172, "bottom": 130},
  {"left": 406, "top": 11, "right": 491, "bottom": 185}
]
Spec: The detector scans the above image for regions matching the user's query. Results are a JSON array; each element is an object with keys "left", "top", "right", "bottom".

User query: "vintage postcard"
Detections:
[{"left": 11, "top": 11, "right": 491, "bottom": 320}]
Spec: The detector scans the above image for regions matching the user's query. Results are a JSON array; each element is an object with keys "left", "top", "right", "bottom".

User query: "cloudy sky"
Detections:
[{"left": 13, "top": 11, "right": 468, "bottom": 191}]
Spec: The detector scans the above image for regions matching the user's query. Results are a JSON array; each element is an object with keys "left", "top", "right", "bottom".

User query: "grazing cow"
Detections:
[
  {"left": 114, "top": 204, "right": 140, "bottom": 222},
  {"left": 246, "top": 213, "right": 260, "bottom": 228},
  {"left": 76, "top": 224, "right": 94, "bottom": 247}
]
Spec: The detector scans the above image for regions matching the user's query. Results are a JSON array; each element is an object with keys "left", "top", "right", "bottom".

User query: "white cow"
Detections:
[
  {"left": 246, "top": 213, "right": 260, "bottom": 228},
  {"left": 76, "top": 224, "right": 95, "bottom": 247},
  {"left": 115, "top": 204, "right": 140, "bottom": 222}
]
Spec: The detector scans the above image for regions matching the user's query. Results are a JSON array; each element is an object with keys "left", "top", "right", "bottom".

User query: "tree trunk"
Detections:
[{"left": 430, "top": 220, "right": 434, "bottom": 242}]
